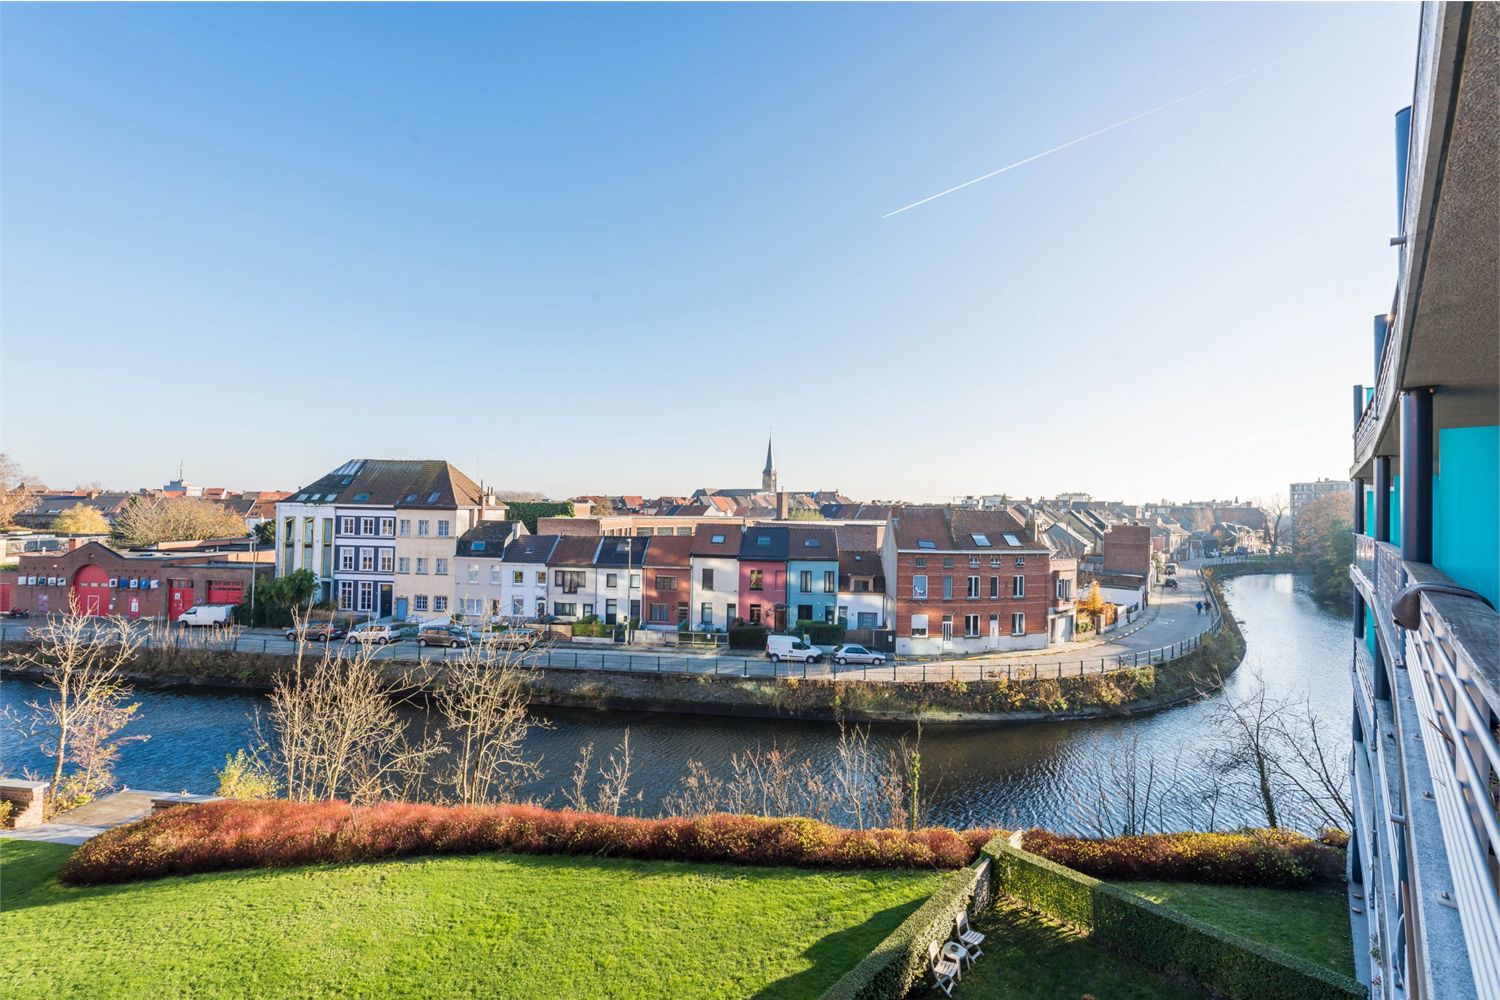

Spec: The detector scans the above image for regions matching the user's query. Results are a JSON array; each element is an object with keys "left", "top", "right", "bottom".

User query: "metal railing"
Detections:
[{"left": 1354, "top": 532, "right": 1376, "bottom": 585}]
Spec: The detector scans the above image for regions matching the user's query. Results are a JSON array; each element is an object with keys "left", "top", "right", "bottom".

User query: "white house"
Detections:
[
  {"left": 453, "top": 520, "right": 528, "bottom": 618},
  {"left": 591, "top": 535, "right": 647, "bottom": 626},
  {"left": 498, "top": 535, "right": 559, "bottom": 620},
  {"left": 689, "top": 524, "right": 740, "bottom": 628},
  {"left": 547, "top": 536, "right": 601, "bottom": 621}
]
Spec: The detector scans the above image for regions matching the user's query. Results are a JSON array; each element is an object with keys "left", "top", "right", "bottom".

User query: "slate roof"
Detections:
[
  {"left": 786, "top": 525, "right": 837, "bottom": 560},
  {"left": 456, "top": 520, "right": 527, "bottom": 558},
  {"left": 551, "top": 535, "right": 603, "bottom": 567},
  {"left": 593, "top": 536, "right": 650, "bottom": 568},
  {"left": 839, "top": 549, "right": 881, "bottom": 577},
  {"left": 291, "top": 459, "right": 484, "bottom": 509},
  {"left": 501, "top": 534, "right": 561, "bottom": 564},
  {"left": 739, "top": 525, "right": 790, "bottom": 560}
]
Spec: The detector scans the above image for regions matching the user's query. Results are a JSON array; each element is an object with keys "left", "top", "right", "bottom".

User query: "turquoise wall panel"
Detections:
[{"left": 1435, "top": 425, "right": 1499, "bottom": 606}]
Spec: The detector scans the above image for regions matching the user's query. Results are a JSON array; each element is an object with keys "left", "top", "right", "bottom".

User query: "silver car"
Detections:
[{"left": 832, "top": 644, "right": 885, "bottom": 666}]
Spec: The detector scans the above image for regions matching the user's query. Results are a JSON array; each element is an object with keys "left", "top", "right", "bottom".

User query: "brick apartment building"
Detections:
[
  {"left": 881, "top": 507, "right": 1052, "bottom": 656},
  {"left": 0, "top": 540, "right": 270, "bottom": 619}
]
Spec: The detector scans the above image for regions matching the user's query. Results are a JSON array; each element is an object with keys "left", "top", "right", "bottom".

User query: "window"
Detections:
[
  {"left": 701, "top": 568, "right": 714, "bottom": 591},
  {"left": 915, "top": 557, "right": 927, "bottom": 568},
  {"left": 748, "top": 605, "right": 763, "bottom": 625},
  {"left": 380, "top": 518, "right": 395, "bottom": 537},
  {"left": 378, "top": 550, "right": 393, "bottom": 573},
  {"left": 606, "top": 573, "right": 618, "bottom": 588},
  {"left": 629, "top": 572, "right": 640, "bottom": 589},
  {"left": 398, "top": 557, "right": 411, "bottom": 574},
  {"left": 1012, "top": 575, "right": 1025, "bottom": 598},
  {"left": 417, "top": 520, "right": 430, "bottom": 536},
  {"left": 1056, "top": 579, "right": 1072, "bottom": 600},
  {"left": 967, "top": 576, "right": 980, "bottom": 598},
  {"left": 911, "top": 613, "right": 929, "bottom": 637},
  {"left": 399, "top": 519, "right": 411, "bottom": 536},
  {"left": 340, "top": 517, "right": 355, "bottom": 535},
  {"left": 1011, "top": 612, "right": 1026, "bottom": 635},
  {"left": 654, "top": 574, "right": 677, "bottom": 591},
  {"left": 357, "top": 581, "right": 374, "bottom": 612},
  {"left": 468, "top": 565, "right": 479, "bottom": 584},
  {"left": 677, "top": 601, "right": 689, "bottom": 622},
  {"left": 964, "top": 614, "right": 980, "bottom": 637},
  {"left": 943, "top": 576, "right": 953, "bottom": 600},
  {"left": 605, "top": 599, "right": 618, "bottom": 622},
  {"left": 353, "top": 492, "right": 371, "bottom": 502},
  {"left": 437, "top": 521, "right": 450, "bottom": 537},
  {"left": 416, "top": 558, "right": 428, "bottom": 574},
  {"left": 359, "top": 547, "right": 374, "bottom": 572},
  {"left": 649, "top": 603, "right": 669, "bottom": 623},
  {"left": 583, "top": 604, "right": 593, "bottom": 617},
  {"left": 971, "top": 533, "right": 991, "bottom": 547},
  {"left": 749, "top": 569, "right": 764, "bottom": 591},
  {"left": 911, "top": 574, "right": 927, "bottom": 599},
  {"left": 554, "top": 602, "right": 578, "bottom": 617},
  {"left": 471, "top": 541, "right": 486, "bottom": 552},
  {"left": 990, "top": 556, "right": 1001, "bottom": 568},
  {"left": 360, "top": 517, "right": 376, "bottom": 536},
  {"left": 339, "top": 548, "right": 355, "bottom": 572},
  {"left": 755, "top": 536, "right": 770, "bottom": 547},
  {"left": 917, "top": 540, "right": 936, "bottom": 550},
  {"left": 799, "top": 570, "right": 812, "bottom": 593},
  {"left": 711, "top": 533, "right": 725, "bottom": 544},
  {"left": 535, "top": 571, "right": 545, "bottom": 585},
  {"left": 513, "top": 570, "right": 524, "bottom": 585},
  {"left": 435, "top": 559, "right": 448, "bottom": 576},
  {"left": 700, "top": 602, "right": 713, "bottom": 623},
  {"left": 968, "top": 556, "right": 980, "bottom": 568},
  {"left": 855, "top": 579, "right": 870, "bottom": 592},
  {"left": 824, "top": 570, "right": 835, "bottom": 593},
  {"left": 943, "top": 557, "right": 954, "bottom": 569},
  {"left": 1003, "top": 533, "right": 1022, "bottom": 547},
  {"left": 989, "top": 576, "right": 1000, "bottom": 598},
  {"left": 857, "top": 611, "right": 877, "bottom": 628},
  {"left": 1014, "top": 557, "right": 1026, "bottom": 568},
  {"left": 338, "top": 580, "right": 355, "bottom": 610},
  {"left": 414, "top": 594, "right": 429, "bottom": 612},
  {"left": 512, "top": 598, "right": 525, "bottom": 616}
]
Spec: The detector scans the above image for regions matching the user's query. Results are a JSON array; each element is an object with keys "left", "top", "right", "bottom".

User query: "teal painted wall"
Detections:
[
  {"left": 1364, "top": 487, "right": 1374, "bottom": 538},
  {"left": 1364, "top": 604, "right": 1376, "bottom": 655},
  {"left": 1389, "top": 474, "right": 1401, "bottom": 547},
  {"left": 1435, "top": 425, "right": 1499, "bottom": 606}
]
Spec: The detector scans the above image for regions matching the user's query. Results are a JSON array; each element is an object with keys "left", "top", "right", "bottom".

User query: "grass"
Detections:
[
  {"left": 949, "top": 901, "right": 1202, "bottom": 999},
  {"left": 1118, "top": 880, "right": 1354, "bottom": 975},
  {"left": 0, "top": 839, "right": 947, "bottom": 1000}
]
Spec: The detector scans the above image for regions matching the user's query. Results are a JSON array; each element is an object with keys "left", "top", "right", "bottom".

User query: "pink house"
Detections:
[{"left": 737, "top": 525, "right": 789, "bottom": 630}]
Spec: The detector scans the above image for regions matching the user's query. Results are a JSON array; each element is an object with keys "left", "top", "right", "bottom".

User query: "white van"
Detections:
[
  {"left": 176, "top": 604, "right": 235, "bottom": 627},
  {"left": 766, "top": 634, "right": 821, "bottom": 664}
]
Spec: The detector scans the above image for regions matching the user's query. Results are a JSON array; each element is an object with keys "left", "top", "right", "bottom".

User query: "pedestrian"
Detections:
[{"left": 1195, "top": 600, "right": 1203, "bottom": 615}]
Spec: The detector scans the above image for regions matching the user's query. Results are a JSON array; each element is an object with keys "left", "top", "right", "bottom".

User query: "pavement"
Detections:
[
  {"left": 0, "top": 789, "right": 160, "bottom": 845},
  {"left": 0, "top": 565, "right": 1221, "bottom": 685}
]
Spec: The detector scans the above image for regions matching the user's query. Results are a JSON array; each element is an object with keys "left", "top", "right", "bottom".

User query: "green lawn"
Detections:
[
  {"left": 950, "top": 902, "right": 1202, "bottom": 999},
  {"left": 0, "top": 840, "right": 948, "bottom": 1000},
  {"left": 1118, "top": 880, "right": 1354, "bottom": 975}
]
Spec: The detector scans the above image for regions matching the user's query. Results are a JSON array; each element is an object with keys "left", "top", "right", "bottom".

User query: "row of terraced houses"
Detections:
[{"left": 271, "top": 458, "right": 1086, "bottom": 655}]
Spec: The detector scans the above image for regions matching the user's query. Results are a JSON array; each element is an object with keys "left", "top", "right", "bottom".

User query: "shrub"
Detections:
[
  {"left": 61, "top": 799, "right": 998, "bottom": 886},
  {"left": 215, "top": 749, "right": 279, "bottom": 800},
  {"left": 0, "top": 800, "right": 14, "bottom": 829},
  {"left": 1021, "top": 828, "right": 1343, "bottom": 888},
  {"left": 820, "top": 840, "right": 1002, "bottom": 1000},
  {"left": 792, "top": 621, "right": 847, "bottom": 646},
  {"left": 986, "top": 840, "right": 1363, "bottom": 1000},
  {"left": 727, "top": 625, "right": 769, "bottom": 650}
]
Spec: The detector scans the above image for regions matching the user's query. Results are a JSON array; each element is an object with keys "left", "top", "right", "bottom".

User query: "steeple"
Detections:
[{"left": 761, "top": 434, "right": 777, "bottom": 493}]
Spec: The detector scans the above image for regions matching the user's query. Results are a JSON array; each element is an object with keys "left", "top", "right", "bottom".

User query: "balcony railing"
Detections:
[{"left": 1354, "top": 533, "right": 1376, "bottom": 586}]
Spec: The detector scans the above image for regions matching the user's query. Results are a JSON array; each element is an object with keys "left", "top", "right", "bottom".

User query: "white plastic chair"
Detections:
[
  {"left": 955, "top": 910, "right": 986, "bottom": 964},
  {"left": 928, "top": 939, "right": 960, "bottom": 996}
]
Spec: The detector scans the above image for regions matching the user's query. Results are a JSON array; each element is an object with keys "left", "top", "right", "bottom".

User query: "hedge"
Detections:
[
  {"left": 793, "top": 621, "right": 847, "bottom": 646},
  {"left": 728, "top": 625, "right": 769, "bottom": 650},
  {"left": 984, "top": 840, "right": 1364, "bottom": 1000},
  {"left": 1021, "top": 827, "right": 1344, "bottom": 887},
  {"left": 819, "top": 836, "right": 1003, "bottom": 1000},
  {"left": 62, "top": 799, "right": 995, "bottom": 886}
]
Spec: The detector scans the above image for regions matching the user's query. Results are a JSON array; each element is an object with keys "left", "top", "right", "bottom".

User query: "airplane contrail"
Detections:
[{"left": 881, "top": 51, "right": 1306, "bottom": 219}]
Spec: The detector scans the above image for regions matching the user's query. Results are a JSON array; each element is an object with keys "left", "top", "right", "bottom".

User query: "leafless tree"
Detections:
[
  {"left": 1272, "top": 695, "right": 1353, "bottom": 831},
  {"left": 563, "top": 742, "right": 595, "bottom": 811},
  {"left": 561, "top": 731, "right": 641, "bottom": 815},
  {"left": 1209, "top": 673, "right": 1290, "bottom": 828},
  {"left": 1258, "top": 495, "right": 1290, "bottom": 556},
  {"left": 432, "top": 643, "right": 545, "bottom": 805},
  {"left": 6, "top": 601, "right": 149, "bottom": 815},
  {"left": 262, "top": 630, "right": 441, "bottom": 805},
  {"left": 1066, "top": 733, "right": 1185, "bottom": 837}
]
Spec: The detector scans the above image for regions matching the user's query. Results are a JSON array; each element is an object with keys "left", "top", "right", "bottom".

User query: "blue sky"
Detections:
[{"left": 2, "top": 3, "right": 1418, "bottom": 503}]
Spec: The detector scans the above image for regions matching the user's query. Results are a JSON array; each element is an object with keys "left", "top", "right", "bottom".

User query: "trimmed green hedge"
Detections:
[
  {"left": 728, "top": 625, "right": 769, "bottom": 650},
  {"left": 984, "top": 841, "right": 1363, "bottom": 1000},
  {"left": 793, "top": 621, "right": 847, "bottom": 646},
  {"left": 819, "top": 837, "right": 1002, "bottom": 1000}
]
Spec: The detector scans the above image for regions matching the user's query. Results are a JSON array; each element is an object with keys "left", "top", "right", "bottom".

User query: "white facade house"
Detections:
[
  {"left": 547, "top": 536, "right": 601, "bottom": 621},
  {"left": 498, "top": 535, "right": 558, "bottom": 620},
  {"left": 274, "top": 501, "right": 336, "bottom": 602},
  {"left": 689, "top": 525, "right": 740, "bottom": 629},
  {"left": 591, "top": 536, "right": 647, "bottom": 626},
  {"left": 837, "top": 548, "right": 888, "bottom": 630},
  {"left": 452, "top": 520, "right": 528, "bottom": 618}
]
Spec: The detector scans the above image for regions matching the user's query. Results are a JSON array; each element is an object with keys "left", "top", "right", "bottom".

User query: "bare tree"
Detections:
[
  {"left": 262, "top": 631, "right": 441, "bottom": 805},
  {"left": 1209, "top": 673, "right": 1289, "bottom": 828},
  {"left": 113, "top": 495, "right": 248, "bottom": 547},
  {"left": 1258, "top": 495, "right": 1290, "bottom": 556},
  {"left": 6, "top": 602, "right": 149, "bottom": 815},
  {"left": 562, "top": 742, "right": 595, "bottom": 811},
  {"left": 1272, "top": 695, "right": 1353, "bottom": 831},
  {"left": 561, "top": 730, "right": 641, "bottom": 815},
  {"left": 432, "top": 644, "right": 545, "bottom": 805}
]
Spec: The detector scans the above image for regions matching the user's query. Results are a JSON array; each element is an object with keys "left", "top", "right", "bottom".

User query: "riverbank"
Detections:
[{"left": 1, "top": 577, "right": 1247, "bottom": 726}]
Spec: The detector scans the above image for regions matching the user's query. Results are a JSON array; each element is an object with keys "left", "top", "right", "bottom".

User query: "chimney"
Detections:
[{"left": 776, "top": 491, "right": 789, "bottom": 520}]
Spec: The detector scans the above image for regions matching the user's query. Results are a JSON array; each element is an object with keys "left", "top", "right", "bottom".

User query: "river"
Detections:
[{"left": 0, "top": 573, "right": 1349, "bottom": 833}]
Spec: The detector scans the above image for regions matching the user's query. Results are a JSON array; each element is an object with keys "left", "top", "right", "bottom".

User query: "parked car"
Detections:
[
  {"left": 348, "top": 623, "right": 400, "bottom": 646},
  {"left": 1162, "top": 578, "right": 1180, "bottom": 590},
  {"left": 1165, "top": 562, "right": 1179, "bottom": 576},
  {"left": 490, "top": 627, "right": 540, "bottom": 650},
  {"left": 831, "top": 644, "right": 885, "bottom": 667},
  {"left": 4, "top": 608, "right": 30, "bottom": 619},
  {"left": 417, "top": 624, "right": 470, "bottom": 648},
  {"left": 766, "top": 634, "right": 821, "bottom": 664},
  {"left": 284, "top": 622, "right": 345, "bottom": 642},
  {"left": 176, "top": 604, "right": 235, "bottom": 627}
]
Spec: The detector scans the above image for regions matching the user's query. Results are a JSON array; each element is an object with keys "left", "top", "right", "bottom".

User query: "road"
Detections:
[{"left": 0, "top": 566, "right": 1220, "bottom": 685}]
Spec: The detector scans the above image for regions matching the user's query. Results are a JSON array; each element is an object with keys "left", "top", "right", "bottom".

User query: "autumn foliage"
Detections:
[
  {"left": 1020, "top": 827, "right": 1344, "bottom": 888},
  {"left": 61, "top": 799, "right": 996, "bottom": 885}
]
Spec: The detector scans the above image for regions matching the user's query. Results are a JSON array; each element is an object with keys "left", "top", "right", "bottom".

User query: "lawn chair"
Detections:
[
  {"left": 928, "top": 939, "right": 960, "bottom": 996},
  {"left": 955, "top": 911, "right": 985, "bottom": 965}
]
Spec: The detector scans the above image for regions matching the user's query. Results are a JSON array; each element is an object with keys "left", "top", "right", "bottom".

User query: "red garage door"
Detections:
[
  {"left": 168, "top": 579, "right": 195, "bottom": 620},
  {"left": 72, "top": 565, "right": 110, "bottom": 617},
  {"left": 207, "top": 580, "right": 245, "bottom": 605}
]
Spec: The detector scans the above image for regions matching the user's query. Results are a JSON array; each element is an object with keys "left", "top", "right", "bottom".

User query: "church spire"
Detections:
[{"left": 762, "top": 434, "right": 777, "bottom": 493}]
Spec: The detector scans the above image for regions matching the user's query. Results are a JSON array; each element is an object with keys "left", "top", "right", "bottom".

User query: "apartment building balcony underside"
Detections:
[{"left": 1354, "top": 3, "right": 1499, "bottom": 477}]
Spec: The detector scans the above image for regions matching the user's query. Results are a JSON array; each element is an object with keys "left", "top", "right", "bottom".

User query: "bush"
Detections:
[
  {"left": 0, "top": 800, "right": 14, "bottom": 829},
  {"left": 820, "top": 841, "right": 1001, "bottom": 1000},
  {"left": 793, "top": 621, "right": 846, "bottom": 646},
  {"left": 986, "top": 840, "right": 1363, "bottom": 1000},
  {"left": 61, "top": 799, "right": 997, "bottom": 886},
  {"left": 215, "top": 749, "right": 279, "bottom": 800},
  {"left": 1020, "top": 828, "right": 1343, "bottom": 888},
  {"left": 728, "top": 625, "right": 769, "bottom": 650}
]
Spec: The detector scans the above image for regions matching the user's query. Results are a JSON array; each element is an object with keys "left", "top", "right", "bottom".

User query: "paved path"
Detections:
[
  {"left": 0, "top": 565, "right": 1223, "bottom": 685},
  {"left": 0, "top": 789, "right": 160, "bottom": 845}
]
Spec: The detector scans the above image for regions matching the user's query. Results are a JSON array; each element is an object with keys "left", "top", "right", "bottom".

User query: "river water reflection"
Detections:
[{"left": 0, "top": 574, "right": 1348, "bottom": 832}]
